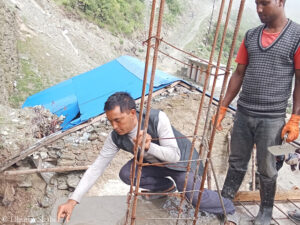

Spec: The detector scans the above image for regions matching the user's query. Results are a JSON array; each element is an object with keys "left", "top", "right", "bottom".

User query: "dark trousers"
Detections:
[
  {"left": 224, "top": 109, "right": 285, "bottom": 207},
  {"left": 119, "top": 159, "right": 235, "bottom": 215}
]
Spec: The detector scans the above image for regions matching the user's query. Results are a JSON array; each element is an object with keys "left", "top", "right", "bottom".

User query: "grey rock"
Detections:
[
  {"left": 40, "top": 196, "right": 53, "bottom": 208},
  {"left": 61, "top": 152, "right": 75, "bottom": 160},
  {"left": 75, "top": 154, "right": 87, "bottom": 161},
  {"left": 93, "top": 121, "right": 102, "bottom": 127},
  {"left": 50, "top": 177, "right": 58, "bottom": 186},
  {"left": 57, "top": 159, "right": 74, "bottom": 166},
  {"left": 88, "top": 133, "right": 98, "bottom": 141},
  {"left": 18, "top": 176, "right": 32, "bottom": 188},
  {"left": 57, "top": 176, "right": 68, "bottom": 190},
  {"left": 2, "top": 183, "right": 15, "bottom": 206},
  {"left": 40, "top": 151, "right": 48, "bottom": 159},
  {"left": 45, "top": 184, "right": 57, "bottom": 198},
  {"left": 67, "top": 174, "right": 80, "bottom": 188},
  {"left": 86, "top": 126, "right": 95, "bottom": 133},
  {"left": 48, "top": 150, "right": 58, "bottom": 159}
]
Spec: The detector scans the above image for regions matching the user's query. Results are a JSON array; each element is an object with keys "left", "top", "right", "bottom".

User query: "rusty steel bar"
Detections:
[
  {"left": 130, "top": 0, "right": 166, "bottom": 224},
  {"left": 160, "top": 39, "right": 227, "bottom": 72},
  {"left": 287, "top": 199, "right": 300, "bottom": 210},
  {"left": 124, "top": 0, "right": 157, "bottom": 223},
  {"left": 176, "top": 0, "right": 228, "bottom": 223},
  {"left": 188, "top": 0, "right": 227, "bottom": 222},
  {"left": 189, "top": 0, "right": 234, "bottom": 207},
  {"left": 238, "top": 201, "right": 255, "bottom": 218},
  {"left": 273, "top": 204, "right": 298, "bottom": 225},
  {"left": 193, "top": 1, "right": 246, "bottom": 224},
  {"left": 209, "top": 158, "right": 228, "bottom": 222}
]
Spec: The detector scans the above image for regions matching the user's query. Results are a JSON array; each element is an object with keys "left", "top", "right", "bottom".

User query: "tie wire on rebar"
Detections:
[{"left": 124, "top": 0, "right": 246, "bottom": 224}]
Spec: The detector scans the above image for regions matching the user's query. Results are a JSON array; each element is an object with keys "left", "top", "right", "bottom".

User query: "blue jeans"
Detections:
[{"left": 119, "top": 159, "right": 235, "bottom": 215}]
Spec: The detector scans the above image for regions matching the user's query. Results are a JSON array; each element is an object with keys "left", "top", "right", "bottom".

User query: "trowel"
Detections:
[{"left": 268, "top": 135, "right": 297, "bottom": 156}]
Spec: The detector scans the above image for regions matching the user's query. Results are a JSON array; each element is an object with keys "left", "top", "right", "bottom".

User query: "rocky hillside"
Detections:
[{"left": 0, "top": 0, "right": 216, "bottom": 108}]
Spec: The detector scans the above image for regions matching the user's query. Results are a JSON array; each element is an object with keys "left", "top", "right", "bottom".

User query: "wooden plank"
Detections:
[
  {"left": 234, "top": 190, "right": 300, "bottom": 202},
  {"left": 3, "top": 165, "right": 89, "bottom": 175}
]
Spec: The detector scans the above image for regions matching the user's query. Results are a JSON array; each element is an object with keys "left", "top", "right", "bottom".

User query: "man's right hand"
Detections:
[
  {"left": 212, "top": 106, "right": 228, "bottom": 131},
  {"left": 57, "top": 199, "right": 77, "bottom": 223}
]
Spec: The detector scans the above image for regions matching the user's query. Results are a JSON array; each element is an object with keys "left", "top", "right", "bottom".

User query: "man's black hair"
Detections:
[{"left": 104, "top": 92, "right": 136, "bottom": 112}]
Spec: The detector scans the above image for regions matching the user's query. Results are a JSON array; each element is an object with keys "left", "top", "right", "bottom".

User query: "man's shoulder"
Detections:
[
  {"left": 245, "top": 24, "right": 264, "bottom": 38},
  {"left": 290, "top": 20, "right": 300, "bottom": 33}
]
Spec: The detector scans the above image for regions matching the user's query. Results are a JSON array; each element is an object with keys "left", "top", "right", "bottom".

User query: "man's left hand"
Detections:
[
  {"left": 281, "top": 114, "right": 300, "bottom": 142},
  {"left": 133, "top": 130, "right": 152, "bottom": 150}
]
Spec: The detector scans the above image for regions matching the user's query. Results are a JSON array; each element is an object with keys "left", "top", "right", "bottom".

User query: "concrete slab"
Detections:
[
  {"left": 51, "top": 196, "right": 127, "bottom": 225},
  {"left": 51, "top": 196, "right": 221, "bottom": 225}
]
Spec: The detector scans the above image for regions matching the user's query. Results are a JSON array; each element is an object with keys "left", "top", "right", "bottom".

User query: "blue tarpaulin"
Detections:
[{"left": 23, "top": 55, "right": 179, "bottom": 130}]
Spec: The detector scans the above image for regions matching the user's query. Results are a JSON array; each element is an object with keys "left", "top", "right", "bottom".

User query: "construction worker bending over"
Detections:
[
  {"left": 57, "top": 92, "right": 237, "bottom": 224},
  {"left": 213, "top": 0, "right": 300, "bottom": 225}
]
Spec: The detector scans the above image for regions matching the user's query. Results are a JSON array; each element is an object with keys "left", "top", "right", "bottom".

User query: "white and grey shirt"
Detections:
[{"left": 70, "top": 111, "right": 180, "bottom": 203}]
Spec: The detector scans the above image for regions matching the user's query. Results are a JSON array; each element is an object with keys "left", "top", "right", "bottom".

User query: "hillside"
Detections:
[{"left": 0, "top": 0, "right": 216, "bottom": 109}]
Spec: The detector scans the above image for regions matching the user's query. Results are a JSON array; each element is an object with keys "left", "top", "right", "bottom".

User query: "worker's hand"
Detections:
[
  {"left": 212, "top": 106, "right": 228, "bottom": 131},
  {"left": 133, "top": 130, "right": 152, "bottom": 150},
  {"left": 57, "top": 199, "right": 77, "bottom": 223},
  {"left": 281, "top": 114, "right": 300, "bottom": 142},
  {"left": 285, "top": 149, "right": 300, "bottom": 171}
]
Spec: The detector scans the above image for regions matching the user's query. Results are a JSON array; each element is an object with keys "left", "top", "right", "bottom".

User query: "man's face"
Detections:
[
  {"left": 255, "top": 0, "right": 284, "bottom": 24},
  {"left": 106, "top": 106, "right": 137, "bottom": 135}
]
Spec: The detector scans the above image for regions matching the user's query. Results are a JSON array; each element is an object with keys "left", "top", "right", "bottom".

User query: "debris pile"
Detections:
[{"left": 0, "top": 105, "right": 63, "bottom": 165}]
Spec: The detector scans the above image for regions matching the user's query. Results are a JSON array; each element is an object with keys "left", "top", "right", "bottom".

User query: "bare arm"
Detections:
[
  {"left": 292, "top": 69, "right": 300, "bottom": 115},
  {"left": 222, "top": 64, "right": 247, "bottom": 107}
]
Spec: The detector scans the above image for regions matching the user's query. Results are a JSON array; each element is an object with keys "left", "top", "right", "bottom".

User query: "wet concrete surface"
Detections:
[
  {"left": 51, "top": 195, "right": 298, "bottom": 224},
  {"left": 51, "top": 196, "right": 222, "bottom": 225}
]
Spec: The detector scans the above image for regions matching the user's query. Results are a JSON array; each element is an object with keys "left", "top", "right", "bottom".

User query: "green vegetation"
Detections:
[
  {"left": 164, "top": 0, "right": 182, "bottom": 25},
  {"left": 54, "top": 0, "right": 145, "bottom": 35},
  {"left": 186, "top": 8, "right": 260, "bottom": 67},
  {"left": 54, "top": 0, "right": 182, "bottom": 35},
  {"left": 9, "top": 40, "right": 48, "bottom": 107},
  {"left": 9, "top": 58, "right": 46, "bottom": 107}
]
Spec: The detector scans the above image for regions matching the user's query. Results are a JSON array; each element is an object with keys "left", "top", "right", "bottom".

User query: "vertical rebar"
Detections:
[
  {"left": 191, "top": 0, "right": 234, "bottom": 204},
  {"left": 124, "top": 1, "right": 157, "bottom": 224},
  {"left": 130, "top": 0, "right": 165, "bottom": 224},
  {"left": 193, "top": 1, "right": 246, "bottom": 224},
  {"left": 176, "top": 0, "right": 227, "bottom": 223}
]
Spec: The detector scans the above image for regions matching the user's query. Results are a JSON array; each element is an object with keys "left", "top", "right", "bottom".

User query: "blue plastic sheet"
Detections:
[{"left": 23, "top": 55, "right": 179, "bottom": 130}]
